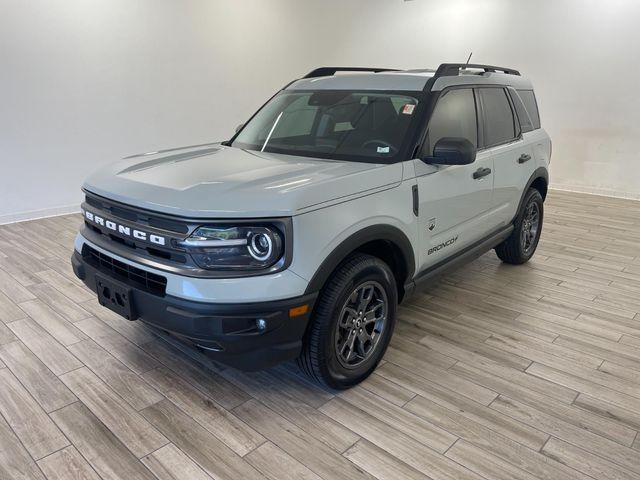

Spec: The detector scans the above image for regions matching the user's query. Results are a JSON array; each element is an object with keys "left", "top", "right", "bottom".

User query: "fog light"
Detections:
[{"left": 256, "top": 318, "right": 267, "bottom": 331}]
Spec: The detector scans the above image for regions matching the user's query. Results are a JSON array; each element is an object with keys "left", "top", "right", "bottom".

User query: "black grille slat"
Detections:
[
  {"left": 110, "top": 206, "right": 139, "bottom": 223},
  {"left": 148, "top": 217, "right": 189, "bottom": 234},
  {"left": 83, "top": 245, "right": 167, "bottom": 296},
  {"left": 85, "top": 195, "right": 103, "bottom": 210}
]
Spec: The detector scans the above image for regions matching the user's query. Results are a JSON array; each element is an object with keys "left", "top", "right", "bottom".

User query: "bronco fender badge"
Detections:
[{"left": 428, "top": 235, "right": 458, "bottom": 255}]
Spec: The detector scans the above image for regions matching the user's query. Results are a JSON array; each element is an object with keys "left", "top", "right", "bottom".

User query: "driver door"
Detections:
[{"left": 414, "top": 87, "right": 496, "bottom": 273}]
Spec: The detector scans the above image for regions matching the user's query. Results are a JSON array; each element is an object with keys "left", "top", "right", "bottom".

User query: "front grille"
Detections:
[
  {"left": 85, "top": 193, "right": 189, "bottom": 234},
  {"left": 83, "top": 192, "right": 190, "bottom": 266},
  {"left": 83, "top": 245, "right": 167, "bottom": 296},
  {"left": 83, "top": 220, "right": 188, "bottom": 265}
]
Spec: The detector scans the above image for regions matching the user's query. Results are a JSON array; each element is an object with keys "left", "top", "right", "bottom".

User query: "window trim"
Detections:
[{"left": 475, "top": 86, "right": 522, "bottom": 150}]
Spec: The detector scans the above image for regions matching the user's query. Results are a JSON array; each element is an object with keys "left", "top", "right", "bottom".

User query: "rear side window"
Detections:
[
  {"left": 478, "top": 88, "right": 517, "bottom": 147},
  {"left": 425, "top": 88, "right": 477, "bottom": 155},
  {"left": 508, "top": 89, "right": 534, "bottom": 133},
  {"left": 517, "top": 90, "right": 541, "bottom": 129}
]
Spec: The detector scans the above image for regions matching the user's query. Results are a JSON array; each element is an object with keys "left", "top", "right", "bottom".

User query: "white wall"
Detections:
[
  {"left": 0, "top": 0, "right": 349, "bottom": 223},
  {"left": 331, "top": 0, "right": 640, "bottom": 200},
  {"left": 2, "top": 0, "right": 640, "bottom": 223}
]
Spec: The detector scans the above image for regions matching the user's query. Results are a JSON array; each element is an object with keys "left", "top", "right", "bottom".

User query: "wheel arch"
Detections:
[
  {"left": 515, "top": 167, "right": 549, "bottom": 220},
  {"left": 304, "top": 224, "right": 416, "bottom": 303}
]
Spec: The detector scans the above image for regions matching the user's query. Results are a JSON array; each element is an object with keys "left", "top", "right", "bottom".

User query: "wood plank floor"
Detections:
[{"left": 1, "top": 190, "right": 639, "bottom": 480}]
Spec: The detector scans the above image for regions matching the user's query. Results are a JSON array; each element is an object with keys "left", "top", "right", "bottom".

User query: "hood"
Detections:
[{"left": 83, "top": 144, "right": 404, "bottom": 218}]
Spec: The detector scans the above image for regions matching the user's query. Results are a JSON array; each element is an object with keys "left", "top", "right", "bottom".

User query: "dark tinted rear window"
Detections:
[
  {"left": 508, "top": 89, "right": 534, "bottom": 133},
  {"left": 517, "top": 90, "right": 541, "bottom": 129},
  {"left": 478, "top": 88, "right": 516, "bottom": 147}
]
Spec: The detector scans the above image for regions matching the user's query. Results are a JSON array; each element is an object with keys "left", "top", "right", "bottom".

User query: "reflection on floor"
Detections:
[{"left": 1, "top": 190, "right": 640, "bottom": 480}]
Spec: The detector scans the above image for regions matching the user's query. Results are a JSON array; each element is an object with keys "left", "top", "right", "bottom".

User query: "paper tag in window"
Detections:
[
  {"left": 401, "top": 104, "right": 416, "bottom": 115},
  {"left": 377, "top": 146, "right": 390, "bottom": 154}
]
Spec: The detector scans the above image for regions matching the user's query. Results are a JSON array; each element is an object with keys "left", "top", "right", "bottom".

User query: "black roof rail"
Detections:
[
  {"left": 303, "top": 67, "right": 401, "bottom": 79},
  {"left": 434, "top": 63, "right": 521, "bottom": 77}
]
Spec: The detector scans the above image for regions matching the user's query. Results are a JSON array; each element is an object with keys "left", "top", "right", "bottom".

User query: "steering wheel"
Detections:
[{"left": 361, "top": 139, "right": 398, "bottom": 155}]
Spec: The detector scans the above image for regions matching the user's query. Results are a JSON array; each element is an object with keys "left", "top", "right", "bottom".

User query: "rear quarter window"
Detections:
[
  {"left": 517, "top": 90, "right": 541, "bottom": 129},
  {"left": 508, "top": 89, "right": 534, "bottom": 133}
]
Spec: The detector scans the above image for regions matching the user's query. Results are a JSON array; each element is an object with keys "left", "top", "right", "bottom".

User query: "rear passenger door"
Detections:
[
  {"left": 515, "top": 88, "right": 551, "bottom": 170},
  {"left": 477, "top": 87, "right": 536, "bottom": 226}
]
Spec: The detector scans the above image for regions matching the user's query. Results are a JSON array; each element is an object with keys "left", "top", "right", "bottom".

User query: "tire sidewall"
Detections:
[
  {"left": 319, "top": 258, "right": 397, "bottom": 388},
  {"left": 516, "top": 189, "right": 544, "bottom": 261}
]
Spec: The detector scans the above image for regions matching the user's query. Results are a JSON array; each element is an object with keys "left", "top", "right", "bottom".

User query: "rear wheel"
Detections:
[
  {"left": 298, "top": 254, "right": 397, "bottom": 389},
  {"left": 495, "top": 188, "right": 544, "bottom": 264}
]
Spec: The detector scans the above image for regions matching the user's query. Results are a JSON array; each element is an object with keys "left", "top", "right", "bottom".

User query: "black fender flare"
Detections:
[
  {"left": 515, "top": 167, "right": 549, "bottom": 221},
  {"left": 304, "top": 224, "right": 416, "bottom": 295}
]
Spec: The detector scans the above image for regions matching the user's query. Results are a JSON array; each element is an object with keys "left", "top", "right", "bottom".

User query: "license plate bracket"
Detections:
[{"left": 96, "top": 274, "right": 137, "bottom": 321}]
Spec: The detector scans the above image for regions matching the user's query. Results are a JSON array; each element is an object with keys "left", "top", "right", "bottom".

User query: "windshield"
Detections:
[{"left": 232, "top": 90, "right": 421, "bottom": 162}]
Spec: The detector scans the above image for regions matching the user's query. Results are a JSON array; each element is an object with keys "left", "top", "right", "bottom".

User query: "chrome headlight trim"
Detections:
[
  {"left": 178, "top": 224, "right": 285, "bottom": 271},
  {"left": 178, "top": 238, "right": 248, "bottom": 248}
]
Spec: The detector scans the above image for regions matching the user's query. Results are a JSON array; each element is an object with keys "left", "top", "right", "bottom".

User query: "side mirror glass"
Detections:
[{"left": 423, "top": 137, "right": 476, "bottom": 165}]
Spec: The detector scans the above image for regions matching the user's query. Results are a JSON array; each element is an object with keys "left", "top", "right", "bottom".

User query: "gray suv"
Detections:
[{"left": 72, "top": 63, "right": 551, "bottom": 388}]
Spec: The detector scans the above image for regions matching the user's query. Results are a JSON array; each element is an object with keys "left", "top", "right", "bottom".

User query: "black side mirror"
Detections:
[{"left": 423, "top": 137, "right": 476, "bottom": 165}]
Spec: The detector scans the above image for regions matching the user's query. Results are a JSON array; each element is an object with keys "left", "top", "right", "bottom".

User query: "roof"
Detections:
[
  {"left": 289, "top": 72, "right": 432, "bottom": 92},
  {"left": 287, "top": 65, "right": 534, "bottom": 92}
]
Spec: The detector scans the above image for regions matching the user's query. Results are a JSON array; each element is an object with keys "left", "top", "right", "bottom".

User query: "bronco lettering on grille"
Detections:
[{"left": 83, "top": 210, "right": 166, "bottom": 246}]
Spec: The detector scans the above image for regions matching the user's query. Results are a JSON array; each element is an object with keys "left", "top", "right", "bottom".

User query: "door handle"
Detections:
[
  {"left": 518, "top": 154, "right": 532, "bottom": 164},
  {"left": 473, "top": 167, "right": 492, "bottom": 179}
]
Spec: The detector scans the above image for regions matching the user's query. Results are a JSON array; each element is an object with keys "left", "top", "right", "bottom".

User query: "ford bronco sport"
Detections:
[{"left": 72, "top": 63, "right": 551, "bottom": 389}]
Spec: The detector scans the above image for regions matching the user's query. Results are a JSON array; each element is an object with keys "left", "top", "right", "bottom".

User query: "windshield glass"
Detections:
[{"left": 232, "top": 90, "right": 421, "bottom": 162}]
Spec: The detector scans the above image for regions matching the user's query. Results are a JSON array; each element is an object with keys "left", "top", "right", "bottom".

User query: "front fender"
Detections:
[
  {"left": 289, "top": 182, "right": 419, "bottom": 295},
  {"left": 303, "top": 223, "right": 415, "bottom": 294}
]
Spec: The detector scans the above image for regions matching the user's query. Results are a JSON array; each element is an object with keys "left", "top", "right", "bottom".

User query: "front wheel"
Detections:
[
  {"left": 495, "top": 188, "right": 544, "bottom": 264},
  {"left": 297, "top": 254, "right": 397, "bottom": 389}
]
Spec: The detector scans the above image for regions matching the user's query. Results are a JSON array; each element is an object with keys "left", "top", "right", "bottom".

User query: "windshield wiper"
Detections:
[{"left": 261, "top": 111, "right": 284, "bottom": 152}]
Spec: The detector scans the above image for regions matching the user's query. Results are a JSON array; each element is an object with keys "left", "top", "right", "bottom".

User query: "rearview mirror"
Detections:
[{"left": 423, "top": 137, "right": 476, "bottom": 165}]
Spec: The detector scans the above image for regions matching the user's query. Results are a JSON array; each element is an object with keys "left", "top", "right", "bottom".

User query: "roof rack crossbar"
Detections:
[
  {"left": 303, "top": 67, "right": 401, "bottom": 79},
  {"left": 434, "top": 63, "right": 521, "bottom": 77}
]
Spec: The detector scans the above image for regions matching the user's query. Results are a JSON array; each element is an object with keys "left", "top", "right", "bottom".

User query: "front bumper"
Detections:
[{"left": 71, "top": 250, "right": 317, "bottom": 370}]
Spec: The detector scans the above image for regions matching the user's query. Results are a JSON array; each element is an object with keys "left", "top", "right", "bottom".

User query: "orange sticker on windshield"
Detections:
[{"left": 401, "top": 104, "right": 416, "bottom": 115}]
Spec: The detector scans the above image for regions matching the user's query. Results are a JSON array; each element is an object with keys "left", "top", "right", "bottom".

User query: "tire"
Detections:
[
  {"left": 495, "top": 188, "right": 544, "bottom": 264},
  {"left": 297, "top": 253, "right": 397, "bottom": 389}
]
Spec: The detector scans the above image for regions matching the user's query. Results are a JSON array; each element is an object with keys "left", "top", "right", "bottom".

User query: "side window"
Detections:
[
  {"left": 508, "top": 89, "right": 534, "bottom": 133},
  {"left": 425, "top": 88, "right": 477, "bottom": 155},
  {"left": 517, "top": 90, "right": 541, "bottom": 129},
  {"left": 478, "top": 88, "right": 517, "bottom": 147}
]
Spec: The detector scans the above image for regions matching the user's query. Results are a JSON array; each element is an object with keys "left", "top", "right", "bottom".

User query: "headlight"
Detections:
[{"left": 178, "top": 225, "right": 284, "bottom": 270}]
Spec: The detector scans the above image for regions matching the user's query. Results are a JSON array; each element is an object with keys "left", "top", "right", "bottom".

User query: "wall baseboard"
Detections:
[
  {"left": 550, "top": 184, "right": 640, "bottom": 202},
  {"left": 0, "top": 204, "right": 80, "bottom": 225}
]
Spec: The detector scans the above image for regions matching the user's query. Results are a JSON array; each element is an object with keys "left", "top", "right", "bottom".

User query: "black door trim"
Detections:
[{"left": 403, "top": 224, "right": 513, "bottom": 300}]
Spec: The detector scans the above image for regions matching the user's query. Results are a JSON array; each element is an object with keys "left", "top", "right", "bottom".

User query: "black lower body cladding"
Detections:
[{"left": 71, "top": 250, "right": 317, "bottom": 370}]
